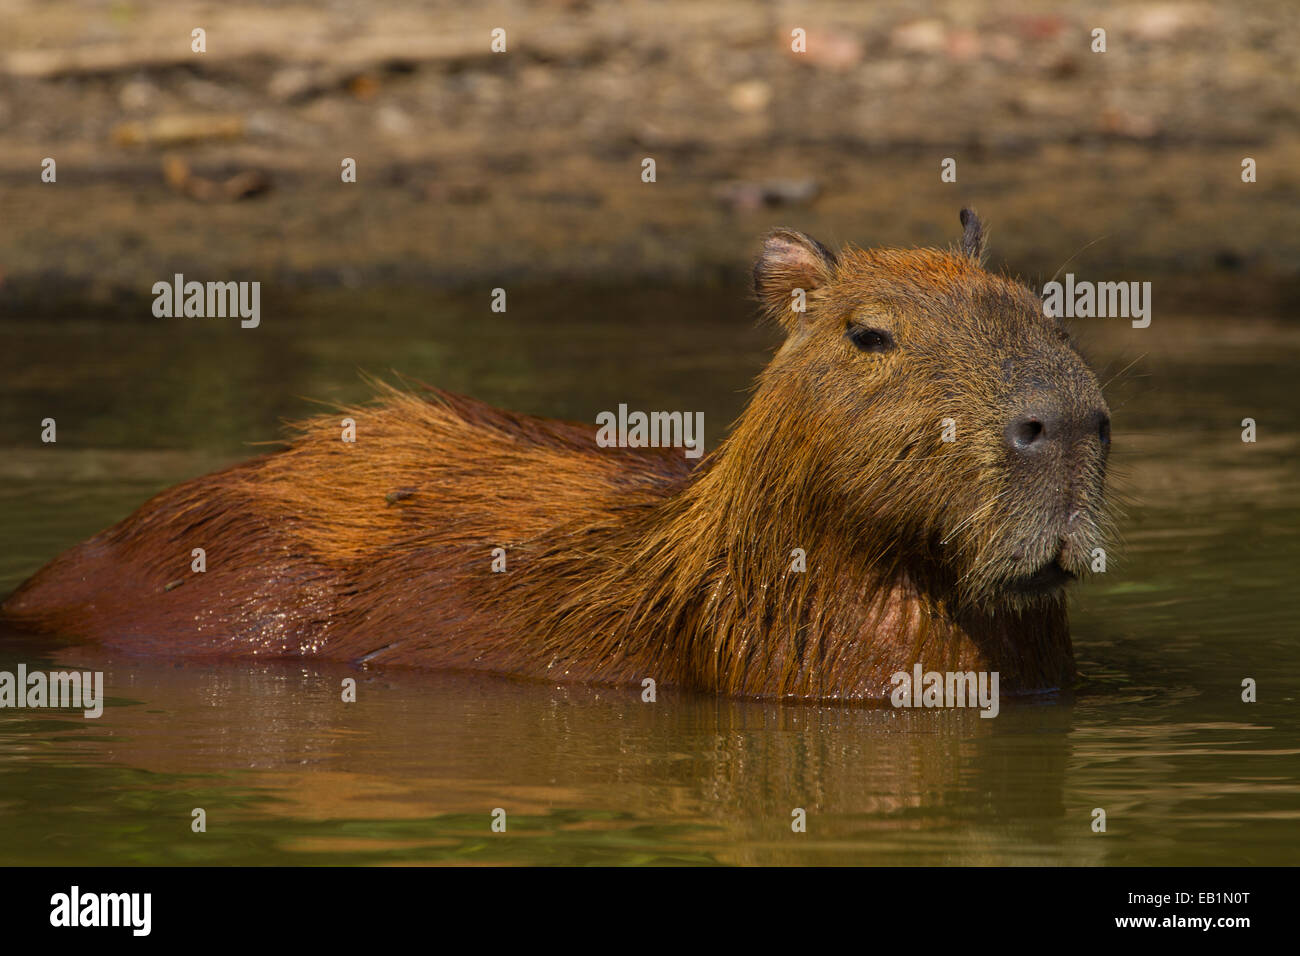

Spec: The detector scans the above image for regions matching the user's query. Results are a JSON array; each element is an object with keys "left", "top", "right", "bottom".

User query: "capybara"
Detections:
[{"left": 3, "top": 210, "right": 1112, "bottom": 700}]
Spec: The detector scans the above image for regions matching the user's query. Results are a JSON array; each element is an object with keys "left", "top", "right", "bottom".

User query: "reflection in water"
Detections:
[
  {"left": 0, "top": 641, "right": 1093, "bottom": 865},
  {"left": 0, "top": 294, "right": 1297, "bottom": 864}
]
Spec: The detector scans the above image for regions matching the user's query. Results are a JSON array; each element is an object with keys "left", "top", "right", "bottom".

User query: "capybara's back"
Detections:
[{"left": 3, "top": 385, "right": 692, "bottom": 670}]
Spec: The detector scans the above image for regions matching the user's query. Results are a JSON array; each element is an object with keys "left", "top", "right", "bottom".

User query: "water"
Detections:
[{"left": 1, "top": 288, "right": 1297, "bottom": 865}]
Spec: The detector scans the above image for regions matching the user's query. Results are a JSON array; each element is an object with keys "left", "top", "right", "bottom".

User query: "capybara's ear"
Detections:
[
  {"left": 959, "top": 207, "right": 987, "bottom": 262},
  {"left": 753, "top": 229, "right": 837, "bottom": 331}
]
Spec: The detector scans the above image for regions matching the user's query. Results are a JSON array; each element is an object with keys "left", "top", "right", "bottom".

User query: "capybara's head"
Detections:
[{"left": 751, "top": 209, "right": 1111, "bottom": 612}]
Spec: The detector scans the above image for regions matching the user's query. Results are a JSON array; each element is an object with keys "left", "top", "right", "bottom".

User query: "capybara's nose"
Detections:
[{"left": 1004, "top": 404, "right": 1110, "bottom": 459}]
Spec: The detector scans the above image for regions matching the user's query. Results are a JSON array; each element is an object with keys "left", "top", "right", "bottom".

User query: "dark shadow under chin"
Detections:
[{"left": 1005, "top": 558, "right": 1077, "bottom": 596}]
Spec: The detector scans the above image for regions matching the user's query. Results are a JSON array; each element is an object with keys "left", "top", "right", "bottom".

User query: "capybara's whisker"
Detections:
[
  {"left": 1099, "top": 353, "right": 1147, "bottom": 393},
  {"left": 1048, "top": 234, "right": 1110, "bottom": 287},
  {"left": 943, "top": 488, "right": 1014, "bottom": 545}
]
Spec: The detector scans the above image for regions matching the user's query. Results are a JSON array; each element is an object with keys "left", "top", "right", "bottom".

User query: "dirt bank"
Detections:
[{"left": 1, "top": 0, "right": 1296, "bottom": 312}]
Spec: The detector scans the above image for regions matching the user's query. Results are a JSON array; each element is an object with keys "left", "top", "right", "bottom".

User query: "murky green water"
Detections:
[{"left": 1, "top": 288, "right": 1297, "bottom": 865}]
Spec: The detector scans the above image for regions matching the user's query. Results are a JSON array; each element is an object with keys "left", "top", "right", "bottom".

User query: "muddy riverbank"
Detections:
[{"left": 1, "top": 0, "right": 1296, "bottom": 312}]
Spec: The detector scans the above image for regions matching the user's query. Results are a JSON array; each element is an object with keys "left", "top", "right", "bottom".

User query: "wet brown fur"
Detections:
[{"left": 3, "top": 212, "right": 1110, "bottom": 700}]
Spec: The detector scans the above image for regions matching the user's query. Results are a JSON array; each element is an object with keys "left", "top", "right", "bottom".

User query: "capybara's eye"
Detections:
[{"left": 846, "top": 325, "right": 896, "bottom": 353}]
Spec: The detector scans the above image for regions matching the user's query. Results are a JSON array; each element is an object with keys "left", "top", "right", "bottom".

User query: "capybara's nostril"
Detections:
[
  {"left": 1006, "top": 405, "right": 1110, "bottom": 459},
  {"left": 1005, "top": 412, "right": 1051, "bottom": 456}
]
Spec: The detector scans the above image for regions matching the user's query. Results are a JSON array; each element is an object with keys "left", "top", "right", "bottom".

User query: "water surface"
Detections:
[{"left": 1, "top": 289, "right": 1297, "bottom": 865}]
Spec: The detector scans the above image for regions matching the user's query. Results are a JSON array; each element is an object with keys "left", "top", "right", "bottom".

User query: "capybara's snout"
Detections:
[{"left": 1002, "top": 397, "right": 1111, "bottom": 465}]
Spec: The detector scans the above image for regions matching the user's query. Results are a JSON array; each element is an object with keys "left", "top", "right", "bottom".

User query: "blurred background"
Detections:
[
  {"left": 0, "top": 0, "right": 1296, "bottom": 307},
  {"left": 1, "top": 1, "right": 1298, "bottom": 866}
]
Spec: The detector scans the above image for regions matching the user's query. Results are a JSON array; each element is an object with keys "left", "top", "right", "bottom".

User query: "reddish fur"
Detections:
[{"left": 3, "top": 227, "right": 1107, "bottom": 700}]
